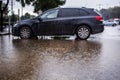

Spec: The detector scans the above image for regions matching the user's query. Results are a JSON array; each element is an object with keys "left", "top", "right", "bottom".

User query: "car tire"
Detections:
[
  {"left": 112, "top": 24, "right": 116, "bottom": 27},
  {"left": 76, "top": 25, "right": 91, "bottom": 40},
  {"left": 20, "top": 27, "right": 32, "bottom": 39}
]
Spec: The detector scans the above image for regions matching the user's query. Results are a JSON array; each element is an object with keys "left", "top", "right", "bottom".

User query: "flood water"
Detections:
[{"left": 0, "top": 26, "right": 120, "bottom": 80}]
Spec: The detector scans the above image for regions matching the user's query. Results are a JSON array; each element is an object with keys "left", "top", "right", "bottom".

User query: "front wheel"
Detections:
[
  {"left": 20, "top": 27, "right": 32, "bottom": 39},
  {"left": 76, "top": 25, "right": 91, "bottom": 40}
]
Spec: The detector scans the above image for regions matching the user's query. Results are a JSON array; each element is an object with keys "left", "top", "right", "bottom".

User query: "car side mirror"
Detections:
[{"left": 38, "top": 18, "right": 42, "bottom": 22}]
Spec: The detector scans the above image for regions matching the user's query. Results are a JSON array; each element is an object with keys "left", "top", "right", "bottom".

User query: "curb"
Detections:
[{"left": 0, "top": 32, "right": 11, "bottom": 36}]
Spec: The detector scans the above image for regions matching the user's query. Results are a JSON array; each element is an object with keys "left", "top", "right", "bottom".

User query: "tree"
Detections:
[
  {"left": 32, "top": 0, "right": 66, "bottom": 12},
  {"left": 100, "top": 9, "right": 110, "bottom": 20},
  {"left": 0, "top": 0, "right": 9, "bottom": 32},
  {"left": 0, "top": 3, "right": 9, "bottom": 17},
  {"left": 16, "top": 0, "right": 34, "bottom": 7},
  {"left": 21, "top": 12, "right": 36, "bottom": 20},
  {"left": 16, "top": 0, "right": 66, "bottom": 13},
  {"left": 1, "top": 3, "right": 9, "bottom": 20},
  {"left": 10, "top": 13, "right": 18, "bottom": 23},
  {"left": 2, "top": 3, "right": 9, "bottom": 15},
  {"left": 100, "top": 6, "right": 120, "bottom": 20},
  {"left": 0, "top": 3, "right": 9, "bottom": 26}
]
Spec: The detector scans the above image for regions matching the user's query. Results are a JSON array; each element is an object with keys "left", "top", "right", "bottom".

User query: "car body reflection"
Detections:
[{"left": 11, "top": 39, "right": 102, "bottom": 80}]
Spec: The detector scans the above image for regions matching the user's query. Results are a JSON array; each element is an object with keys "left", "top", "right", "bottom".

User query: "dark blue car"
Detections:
[{"left": 12, "top": 7, "right": 104, "bottom": 40}]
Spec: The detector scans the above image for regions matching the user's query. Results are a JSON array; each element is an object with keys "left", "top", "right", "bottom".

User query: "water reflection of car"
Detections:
[
  {"left": 12, "top": 7, "right": 104, "bottom": 40},
  {"left": 103, "top": 20, "right": 118, "bottom": 26}
]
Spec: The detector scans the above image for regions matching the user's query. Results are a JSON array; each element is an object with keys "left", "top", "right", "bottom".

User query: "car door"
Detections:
[
  {"left": 38, "top": 9, "right": 59, "bottom": 35},
  {"left": 57, "top": 8, "right": 80, "bottom": 35}
]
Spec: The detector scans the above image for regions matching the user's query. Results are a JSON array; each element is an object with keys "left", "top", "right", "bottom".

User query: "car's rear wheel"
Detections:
[
  {"left": 20, "top": 27, "right": 32, "bottom": 39},
  {"left": 76, "top": 25, "right": 91, "bottom": 40}
]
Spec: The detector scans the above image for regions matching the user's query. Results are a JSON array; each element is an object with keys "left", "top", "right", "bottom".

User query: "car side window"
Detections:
[
  {"left": 41, "top": 9, "right": 59, "bottom": 19},
  {"left": 59, "top": 8, "right": 80, "bottom": 17},
  {"left": 79, "top": 9, "right": 89, "bottom": 16}
]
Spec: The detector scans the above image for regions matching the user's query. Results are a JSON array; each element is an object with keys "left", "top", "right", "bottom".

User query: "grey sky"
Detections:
[
  {"left": 6, "top": 0, "right": 120, "bottom": 16},
  {"left": 64, "top": 0, "right": 120, "bottom": 9}
]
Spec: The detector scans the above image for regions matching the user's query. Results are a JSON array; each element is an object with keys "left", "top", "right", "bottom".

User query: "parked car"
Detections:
[
  {"left": 12, "top": 7, "right": 104, "bottom": 40},
  {"left": 114, "top": 19, "right": 120, "bottom": 25},
  {"left": 103, "top": 20, "right": 118, "bottom": 26}
]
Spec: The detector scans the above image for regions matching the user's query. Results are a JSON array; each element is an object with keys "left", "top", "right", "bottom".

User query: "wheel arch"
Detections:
[
  {"left": 74, "top": 23, "right": 92, "bottom": 34},
  {"left": 18, "top": 24, "right": 34, "bottom": 36}
]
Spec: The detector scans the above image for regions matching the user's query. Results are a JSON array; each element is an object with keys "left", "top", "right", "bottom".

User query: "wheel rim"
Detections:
[
  {"left": 20, "top": 27, "right": 31, "bottom": 39},
  {"left": 78, "top": 26, "right": 90, "bottom": 39}
]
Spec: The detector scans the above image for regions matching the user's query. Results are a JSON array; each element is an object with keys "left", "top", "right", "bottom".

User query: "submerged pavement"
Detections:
[{"left": 0, "top": 26, "right": 120, "bottom": 80}]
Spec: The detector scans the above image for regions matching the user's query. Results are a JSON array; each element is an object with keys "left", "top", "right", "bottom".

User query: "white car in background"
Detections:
[
  {"left": 103, "top": 20, "right": 119, "bottom": 26},
  {"left": 114, "top": 19, "right": 120, "bottom": 25}
]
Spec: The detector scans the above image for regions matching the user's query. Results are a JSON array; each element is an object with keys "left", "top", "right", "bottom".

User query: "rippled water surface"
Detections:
[{"left": 0, "top": 26, "right": 120, "bottom": 80}]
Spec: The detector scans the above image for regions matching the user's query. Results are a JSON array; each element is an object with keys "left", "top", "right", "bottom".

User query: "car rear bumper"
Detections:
[{"left": 92, "top": 24, "right": 104, "bottom": 34}]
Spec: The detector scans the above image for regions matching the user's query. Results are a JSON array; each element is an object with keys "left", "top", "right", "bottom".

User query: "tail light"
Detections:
[{"left": 96, "top": 16, "right": 103, "bottom": 21}]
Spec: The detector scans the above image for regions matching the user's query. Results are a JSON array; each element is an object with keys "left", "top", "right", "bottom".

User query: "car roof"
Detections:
[
  {"left": 43, "top": 7, "right": 94, "bottom": 12},
  {"left": 57, "top": 7, "right": 94, "bottom": 10},
  {"left": 41, "top": 7, "right": 95, "bottom": 16}
]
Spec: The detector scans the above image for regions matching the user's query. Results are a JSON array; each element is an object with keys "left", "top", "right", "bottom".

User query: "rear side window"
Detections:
[
  {"left": 58, "top": 8, "right": 90, "bottom": 17},
  {"left": 59, "top": 8, "right": 80, "bottom": 17},
  {"left": 79, "top": 9, "right": 89, "bottom": 16},
  {"left": 94, "top": 9, "right": 102, "bottom": 16},
  {"left": 88, "top": 9, "right": 101, "bottom": 16}
]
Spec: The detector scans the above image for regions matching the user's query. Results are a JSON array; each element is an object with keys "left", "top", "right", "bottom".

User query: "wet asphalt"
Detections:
[{"left": 0, "top": 26, "right": 120, "bottom": 80}]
